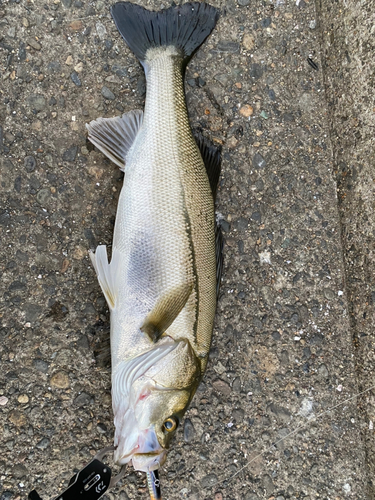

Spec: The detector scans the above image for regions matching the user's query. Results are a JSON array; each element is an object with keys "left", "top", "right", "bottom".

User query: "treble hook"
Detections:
[{"left": 146, "top": 469, "right": 162, "bottom": 500}]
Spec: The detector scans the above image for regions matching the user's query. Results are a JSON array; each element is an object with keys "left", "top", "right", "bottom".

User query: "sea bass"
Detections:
[{"left": 87, "top": 1, "right": 222, "bottom": 474}]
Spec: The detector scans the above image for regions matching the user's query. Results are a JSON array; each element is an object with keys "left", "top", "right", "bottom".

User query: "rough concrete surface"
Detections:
[
  {"left": 0, "top": 0, "right": 373, "bottom": 499},
  {"left": 317, "top": 1, "right": 375, "bottom": 497}
]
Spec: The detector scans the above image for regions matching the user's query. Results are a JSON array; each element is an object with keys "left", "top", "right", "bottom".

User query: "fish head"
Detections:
[
  {"left": 113, "top": 339, "right": 201, "bottom": 471},
  {"left": 131, "top": 387, "right": 191, "bottom": 471}
]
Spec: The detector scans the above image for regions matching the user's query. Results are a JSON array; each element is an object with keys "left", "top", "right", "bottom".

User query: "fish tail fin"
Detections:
[{"left": 110, "top": 2, "right": 219, "bottom": 67}]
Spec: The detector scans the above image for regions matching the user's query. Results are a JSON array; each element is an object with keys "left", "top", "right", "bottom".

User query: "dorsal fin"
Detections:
[
  {"left": 194, "top": 133, "right": 223, "bottom": 295},
  {"left": 215, "top": 221, "right": 224, "bottom": 299},
  {"left": 194, "top": 133, "right": 222, "bottom": 200}
]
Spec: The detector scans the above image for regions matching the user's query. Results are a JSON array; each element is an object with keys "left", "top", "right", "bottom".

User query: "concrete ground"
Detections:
[{"left": 0, "top": 0, "right": 374, "bottom": 499}]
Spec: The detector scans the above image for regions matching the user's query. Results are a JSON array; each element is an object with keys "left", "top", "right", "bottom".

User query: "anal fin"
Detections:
[
  {"left": 86, "top": 109, "right": 143, "bottom": 170},
  {"left": 140, "top": 283, "right": 193, "bottom": 342}
]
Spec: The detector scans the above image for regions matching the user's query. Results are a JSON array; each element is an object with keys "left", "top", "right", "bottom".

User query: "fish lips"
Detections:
[
  {"left": 132, "top": 450, "right": 167, "bottom": 472},
  {"left": 115, "top": 426, "right": 167, "bottom": 472}
]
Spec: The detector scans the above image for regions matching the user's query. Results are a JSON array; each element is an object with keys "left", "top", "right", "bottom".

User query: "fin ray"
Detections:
[
  {"left": 194, "top": 133, "right": 222, "bottom": 200},
  {"left": 215, "top": 222, "right": 224, "bottom": 299},
  {"left": 111, "top": 2, "right": 220, "bottom": 66},
  {"left": 140, "top": 283, "right": 193, "bottom": 342},
  {"left": 90, "top": 245, "right": 121, "bottom": 310},
  {"left": 86, "top": 109, "right": 143, "bottom": 170}
]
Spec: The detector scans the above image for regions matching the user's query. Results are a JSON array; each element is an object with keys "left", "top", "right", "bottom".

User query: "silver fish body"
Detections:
[
  {"left": 87, "top": 2, "right": 220, "bottom": 473},
  {"left": 112, "top": 47, "right": 216, "bottom": 371}
]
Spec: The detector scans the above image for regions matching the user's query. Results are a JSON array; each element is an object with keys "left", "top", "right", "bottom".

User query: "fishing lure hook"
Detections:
[{"left": 146, "top": 470, "right": 162, "bottom": 500}]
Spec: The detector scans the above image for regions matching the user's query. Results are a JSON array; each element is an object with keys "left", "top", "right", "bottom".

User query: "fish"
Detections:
[{"left": 86, "top": 1, "right": 222, "bottom": 476}]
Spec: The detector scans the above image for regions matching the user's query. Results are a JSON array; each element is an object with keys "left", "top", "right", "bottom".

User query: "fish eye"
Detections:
[{"left": 163, "top": 417, "right": 178, "bottom": 432}]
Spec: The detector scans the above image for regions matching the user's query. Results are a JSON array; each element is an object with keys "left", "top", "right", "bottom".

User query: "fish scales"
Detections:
[
  {"left": 112, "top": 49, "right": 216, "bottom": 371},
  {"left": 87, "top": 0, "right": 221, "bottom": 478}
]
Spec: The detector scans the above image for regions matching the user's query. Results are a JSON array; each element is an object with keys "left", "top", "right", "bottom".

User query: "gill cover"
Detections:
[{"left": 112, "top": 339, "right": 200, "bottom": 470}]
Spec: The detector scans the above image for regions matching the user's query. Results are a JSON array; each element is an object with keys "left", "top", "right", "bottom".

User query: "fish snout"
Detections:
[
  {"left": 114, "top": 426, "right": 167, "bottom": 471},
  {"left": 137, "top": 426, "right": 161, "bottom": 453}
]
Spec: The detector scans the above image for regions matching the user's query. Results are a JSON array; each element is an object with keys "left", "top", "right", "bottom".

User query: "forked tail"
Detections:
[{"left": 111, "top": 1, "right": 219, "bottom": 68}]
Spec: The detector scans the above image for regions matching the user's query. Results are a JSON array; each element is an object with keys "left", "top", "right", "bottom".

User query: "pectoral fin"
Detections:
[{"left": 140, "top": 283, "right": 193, "bottom": 342}]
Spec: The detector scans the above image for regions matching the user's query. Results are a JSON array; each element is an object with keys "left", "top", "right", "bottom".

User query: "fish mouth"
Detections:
[
  {"left": 115, "top": 450, "right": 167, "bottom": 472},
  {"left": 132, "top": 450, "right": 167, "bottom": 472},
  {"left": 114, "top": 426, "right": 167, "bottom": 472}
]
